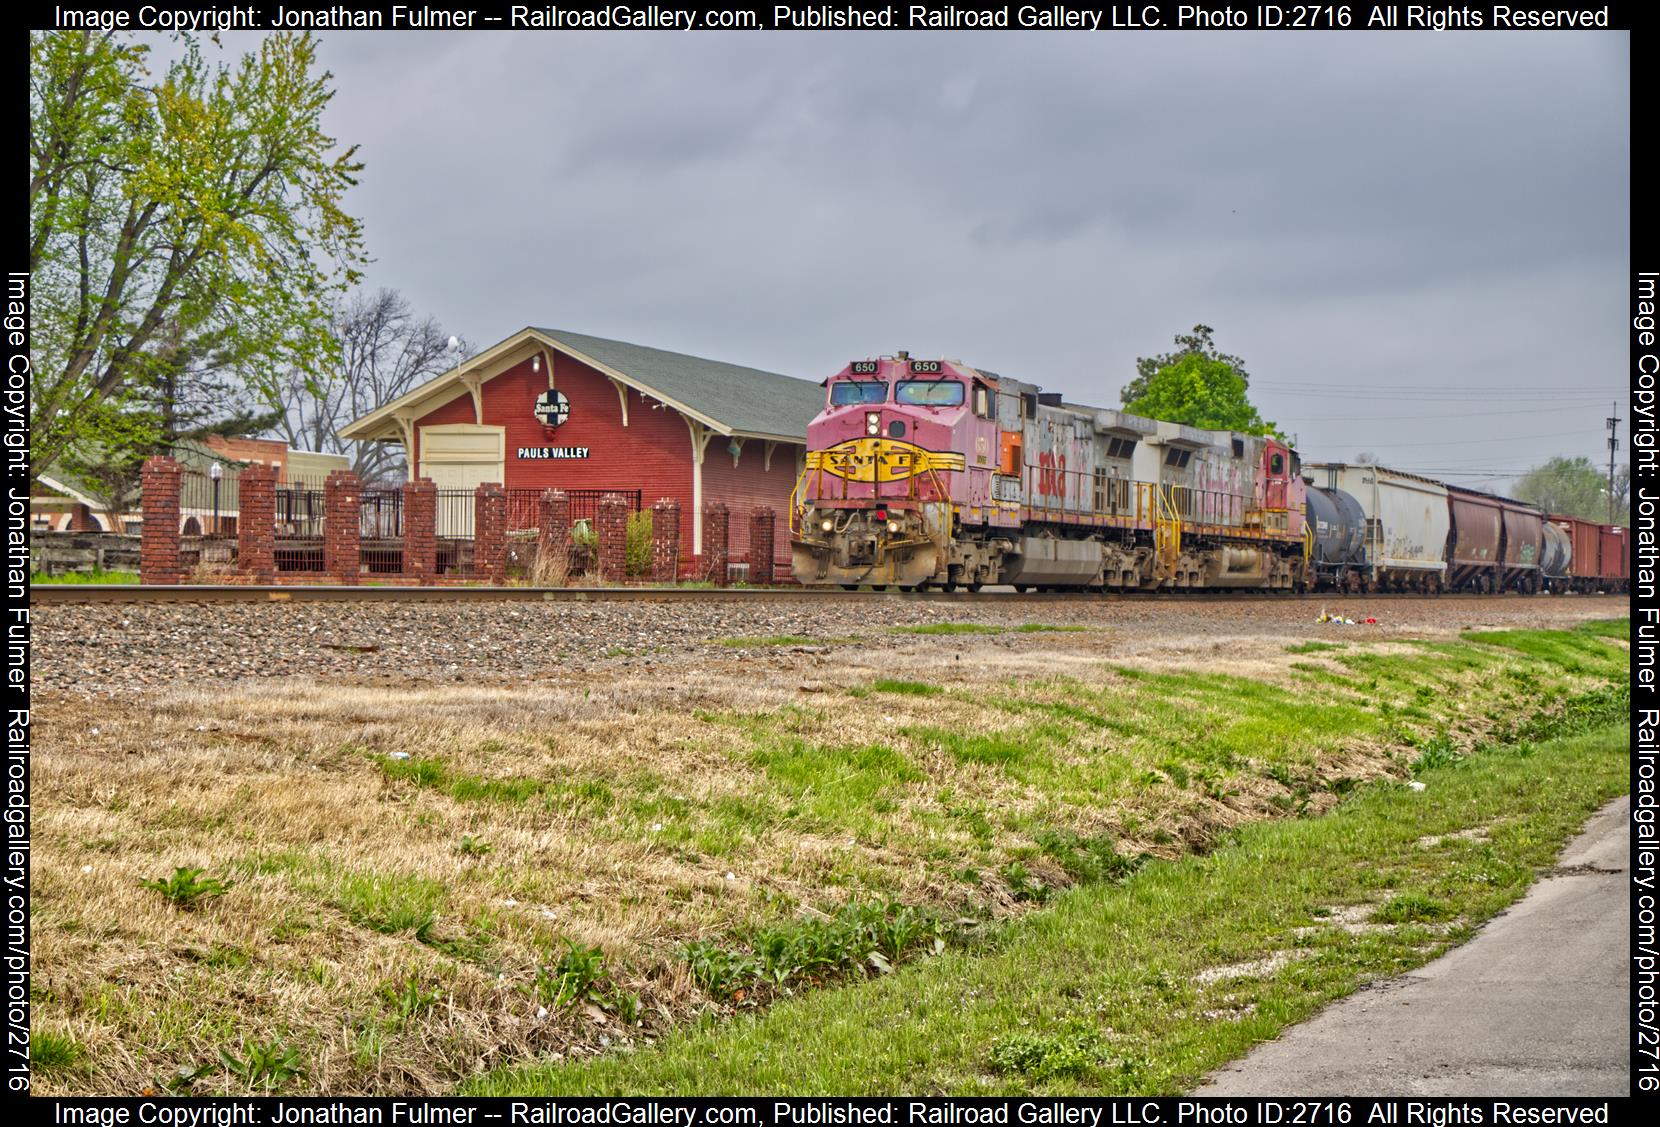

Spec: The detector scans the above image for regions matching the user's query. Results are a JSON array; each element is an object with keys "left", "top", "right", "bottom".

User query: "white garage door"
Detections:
[{"left": 418, "top": 425, "right": 505, "bottom": 537}]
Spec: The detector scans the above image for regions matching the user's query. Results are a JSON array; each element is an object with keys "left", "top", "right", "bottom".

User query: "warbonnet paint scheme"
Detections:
[{"left": 789, "top": 355, "right": 1307, "bottom": 591}]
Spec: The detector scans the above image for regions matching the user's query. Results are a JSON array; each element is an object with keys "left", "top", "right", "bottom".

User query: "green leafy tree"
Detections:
[
  {"left": 1121, "top": 324, "right": 1250, "bottom": 406},
  {"left": 58, "top": 324, "right": 282, "bottom": 522},
  {"left": 28, "top": 30, "right": 365, "bottom": 483},
  {"left": 1512, "top": 455, "right": 1629, "bottom": 525},
  {"left": 1124, "top": 352, "right": 1278, "bottom": 436}
]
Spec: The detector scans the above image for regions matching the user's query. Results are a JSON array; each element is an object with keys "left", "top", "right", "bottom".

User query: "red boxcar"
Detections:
[
  {"left": 1546, "top": 514, "right": 1627, "bottom": 593},
  {"left": 1600, "top": 525, "right": 1629, "bottom": 589}
]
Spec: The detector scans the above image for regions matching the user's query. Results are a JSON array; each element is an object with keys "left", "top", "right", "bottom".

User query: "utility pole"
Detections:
[{"left": 1607, "top": 404, "right": 1621, "bottom": 524}]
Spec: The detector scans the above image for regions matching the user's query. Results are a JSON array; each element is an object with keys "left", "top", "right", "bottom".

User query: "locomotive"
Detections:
[
  {"left": 789, "top": 354, "right": 1307, "bottom": 591},
  {"left": 788, "top": 353, "right": 1629, "bottom": 595}
]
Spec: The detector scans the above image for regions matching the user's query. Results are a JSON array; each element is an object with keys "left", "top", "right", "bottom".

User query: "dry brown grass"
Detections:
[{"left": 30, "top": 621, "right": 1618, "bottom": 1095}]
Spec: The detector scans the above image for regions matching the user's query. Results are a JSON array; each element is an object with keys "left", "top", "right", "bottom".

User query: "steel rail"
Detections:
[{"left": 27, "top": 584, "right": 1609, "bottom": 607}]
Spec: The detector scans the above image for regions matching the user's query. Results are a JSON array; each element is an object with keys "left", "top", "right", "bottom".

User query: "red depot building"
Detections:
[{"left": 340, "top": 327, "right": 825, "bottom": 577}]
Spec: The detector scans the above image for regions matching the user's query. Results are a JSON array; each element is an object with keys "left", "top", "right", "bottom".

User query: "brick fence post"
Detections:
[
  {"left": 703, "top": 502, "right": 729, "bottom": 586},
  {"left": 596, "top": 493, "right": 629, "bottom": 583},
  {"left": 403, "top": 477, "right": 436, "bottom": 583},
  {"left": 237, "top": 464, "right": 277, "bottom": 583},
  {"left": 139, "top": 456, "right": 183, "bottom": 585},
  {"left": 651, "top": 498, "right": 681, "bottom": 583},
  {"left": 324, "top": 470, "right": 362, "bottom": 585},
  {"left": 537, "top": 489, "right": 570, "bottom": 584},
  {"left": 749, "top": 506, "right": 775, "bottom": 586},
  {"left": 474, "top": 483, "right": 507, "bottom": 584}
]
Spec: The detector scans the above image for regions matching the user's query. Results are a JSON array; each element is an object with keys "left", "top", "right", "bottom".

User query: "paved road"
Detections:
[{"left": 1198, "top": 796, "right": 1631, "bottom": 1096}]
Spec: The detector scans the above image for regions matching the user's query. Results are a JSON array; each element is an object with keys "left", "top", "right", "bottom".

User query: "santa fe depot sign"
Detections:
[{"left": 520, "top": 389, "right": 589, "bottom": 459}]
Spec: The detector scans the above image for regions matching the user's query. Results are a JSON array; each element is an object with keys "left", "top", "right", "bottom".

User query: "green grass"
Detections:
[
  {"left": 330, "top": 870, "right": 448, "bottom": 938},
  {"left": 30, "top": 1029, "right": 85, "bottom": 1072},
  {"left": 1284, "top": 641, "right": 1344, "bottom": 655},
  {"left": 31, "top": 568, "right": 140, "bottom": 584},
  {"left": 869, "top": 679, "right": 944, "bottom": 697},
  {"left": 891, "top": 622, "right": 1086, "bottom": 637},
  {"left": 715, "top": 634, "right": 821, "bottom": 647},
  {"left": 470, "top": 709, "right": 1628, "bottom": 1095}
]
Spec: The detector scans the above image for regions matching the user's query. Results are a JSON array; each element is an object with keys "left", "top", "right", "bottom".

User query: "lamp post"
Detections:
[{"left": 210, "top": 462, "right": 223, "bottom": 538}]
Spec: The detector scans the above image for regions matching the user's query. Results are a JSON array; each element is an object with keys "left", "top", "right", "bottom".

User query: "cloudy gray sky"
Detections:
[{"left": 267, "top": 30, "right": 1629, "bottom": 487}]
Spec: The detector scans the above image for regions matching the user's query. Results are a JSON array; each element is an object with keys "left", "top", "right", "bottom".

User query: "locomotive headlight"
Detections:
[
  {"left": 865, "top": 411, "right": 880, "bottom": 436},
  {"left": 820, "top": 518, "right": 834, "bottom": 532},
  {"left": 886, "top": 520, "right": 900, "bottom": 534}
]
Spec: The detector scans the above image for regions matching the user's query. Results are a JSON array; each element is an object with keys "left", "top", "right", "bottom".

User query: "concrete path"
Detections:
[{"left": 1198, "top": 796, "right": 1631, "bottom": 1096}]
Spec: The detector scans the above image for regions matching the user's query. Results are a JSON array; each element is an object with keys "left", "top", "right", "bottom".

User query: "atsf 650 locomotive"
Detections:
[{"left": 789, "top": 354, "right": 1308, "bottom": 591}]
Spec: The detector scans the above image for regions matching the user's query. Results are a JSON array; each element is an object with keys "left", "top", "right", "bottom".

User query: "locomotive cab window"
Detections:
[
  {"left": 973, "top": 384, "right": 991, "bottom": 418},
  {"left": 896, "top": 380, "right": 965, "bottom": 407},
  {"left": 830, "top": 381, "right": 888, "bottom": 406},
  {"left": 1270, "top": 453, "right": 1285, "bottom": 475}
]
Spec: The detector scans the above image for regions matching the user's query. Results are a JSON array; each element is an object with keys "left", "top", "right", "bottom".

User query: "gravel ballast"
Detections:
[{"left": 28, "top": 593, "right": 1623, "bottom": 696}]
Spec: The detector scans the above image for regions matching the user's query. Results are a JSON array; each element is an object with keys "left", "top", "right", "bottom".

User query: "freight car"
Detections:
[
  {"left": 1304, "top": 463, "right": 1448, "bottom": 593},
  {"left": 1445, "top": 485, "right": 1543, "bottom": 593},
  {"left": 1544, "top": 514, "right": 1630, "bottom": 593},
  {"left": 789, "top": 354, "right": 1308, "bottom": 591}
]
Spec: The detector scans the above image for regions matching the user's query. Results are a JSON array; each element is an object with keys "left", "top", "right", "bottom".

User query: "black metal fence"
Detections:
[
  {"left": 180, "top": 468, "right": 236, "bottom": 575},
  {"left": 275, "top": 485, "right": 326, "bottom": 573},
  {"left": 361, "top": 488, "right": 404, "bottom": 574},
  {"left": 182, "top": 479, "right": 651, "bottom": 578}
]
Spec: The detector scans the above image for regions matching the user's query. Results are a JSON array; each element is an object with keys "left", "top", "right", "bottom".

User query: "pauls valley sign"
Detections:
[{"left": 517, "top": 447, "right": 590, "bottom": 459}]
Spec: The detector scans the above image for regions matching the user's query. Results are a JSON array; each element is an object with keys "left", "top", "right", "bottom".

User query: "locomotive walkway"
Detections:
[{"left": 1197, "top": 796, "right": 1631, "bottom": 1096}]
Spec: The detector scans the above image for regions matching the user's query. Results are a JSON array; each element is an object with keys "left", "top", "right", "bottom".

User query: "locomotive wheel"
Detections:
[
  {"left": 943, "top": 581, "right": 958, "bottom": 593},
  {"left": 967, "top": 582, "right": 984, "bottom": 593},
  {"left": 1013, "top": 585, "right": 1029, "bottom": 593},
  {"left": 841, "top": 584, "right": 859, "bottom": 591}
]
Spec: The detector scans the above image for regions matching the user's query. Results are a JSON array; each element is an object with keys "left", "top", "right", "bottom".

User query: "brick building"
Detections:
[
  {"left": 340, "top": 328, "right": 824, "bottom": 572},
  {"left": 31, "top": 437, "right": 348, "bottom": 534}
]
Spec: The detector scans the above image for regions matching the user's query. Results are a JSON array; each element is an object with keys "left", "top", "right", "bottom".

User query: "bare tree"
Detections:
[{"left": 270, "top": 289, "right": 461, "bottom": 483}]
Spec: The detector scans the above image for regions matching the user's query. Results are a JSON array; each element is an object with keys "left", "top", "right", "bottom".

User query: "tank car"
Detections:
[
  {"left": 1303, "top": 480, "right": 1367, "bottom": 592},
  {"left": 1540, "top": 519, "right": 1573, "bottom": 589},
  {"left": 789, "top": 354, "right": 1308, "bottom": 591}
]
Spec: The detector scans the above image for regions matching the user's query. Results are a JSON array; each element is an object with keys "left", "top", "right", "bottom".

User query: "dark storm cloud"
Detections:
[{"left": 296, "top": 28, "right": 1626, "bottom": 484}]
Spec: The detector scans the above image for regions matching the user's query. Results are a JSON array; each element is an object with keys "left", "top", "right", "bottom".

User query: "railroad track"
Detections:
[{"left": 27, "top": 583, "right": 1608, "bottom": 606}]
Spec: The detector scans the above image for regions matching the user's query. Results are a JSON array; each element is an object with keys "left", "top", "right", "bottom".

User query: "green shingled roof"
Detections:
[{"left": 533, "top": 328, "right": 825, "bottom": 441}]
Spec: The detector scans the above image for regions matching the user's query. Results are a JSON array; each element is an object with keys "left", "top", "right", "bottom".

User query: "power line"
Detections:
[
  {"left": 1287, "top": 405, "right": 1614, "bottom": 423},
  {"left": 1310, "top": 428, "right": 1603, "bottom": 449}
]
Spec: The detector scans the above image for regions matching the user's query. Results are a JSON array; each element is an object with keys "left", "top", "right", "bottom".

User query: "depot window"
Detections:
[
  {"left": 830, "top": 381, "right": 888, "bottom": 406},
  {"left": 896, "top": 380, "right": 965, "bottom": 407}
]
